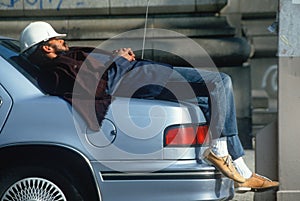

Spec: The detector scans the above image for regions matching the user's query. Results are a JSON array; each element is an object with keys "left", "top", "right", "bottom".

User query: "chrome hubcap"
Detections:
[{"left": 1, "top": 177, "right": 66, "bottom": 201}]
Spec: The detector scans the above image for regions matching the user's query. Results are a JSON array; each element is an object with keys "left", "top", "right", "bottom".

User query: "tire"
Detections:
[{"left": 0, "top": 166, "right": 84, "bottom": 201}]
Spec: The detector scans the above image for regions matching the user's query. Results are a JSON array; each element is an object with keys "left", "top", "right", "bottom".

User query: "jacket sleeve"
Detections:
[
  {"left": 106, "top": 56, "right": 137, "bottom": 94},
  {"left": 38, "top": 69, "right": 67, "bottom": 95},
  {"left": 38, "top": 64, "right": 78, "bottom": 96}
]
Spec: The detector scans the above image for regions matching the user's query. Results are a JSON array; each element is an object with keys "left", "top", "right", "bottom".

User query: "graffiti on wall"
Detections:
[
  {"left": 29, "top": 0, "right": 63, "bottom": 10},
  {"left": 0, "top": 0, "right": 85, "bottom": 10},
  {"left": 0, "top": 0, "right": 19, "bottom": 8},
  {"left": 28, "top": 0, "right": 63, "bottom": 10}
]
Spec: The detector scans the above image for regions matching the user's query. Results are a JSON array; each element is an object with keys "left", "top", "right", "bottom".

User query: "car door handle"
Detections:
[{"left": 0, "top": 97, "right": 2, "bottom": 107}]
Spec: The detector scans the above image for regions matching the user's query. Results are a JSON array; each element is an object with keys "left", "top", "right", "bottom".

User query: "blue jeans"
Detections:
[{"left": 168, "top": 67, "right": 245, "bottom": 160}]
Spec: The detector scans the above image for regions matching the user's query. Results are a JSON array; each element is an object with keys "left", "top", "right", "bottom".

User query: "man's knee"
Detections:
[{"left": 220, "top": 72, "right": 233, "bottom": 89}]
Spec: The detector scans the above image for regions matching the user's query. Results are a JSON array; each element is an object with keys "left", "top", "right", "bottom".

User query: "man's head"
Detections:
[
  {"left": 38, "top": 37, "right": 70, "bottom": 59},
  {"left": 20, "top": 21, "right": 67, "bottom": 54}
]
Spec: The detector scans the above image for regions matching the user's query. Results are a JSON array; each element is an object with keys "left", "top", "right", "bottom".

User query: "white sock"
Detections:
[
  {"left": 233, "top": 157, "right": 253, "bottom": 179},
  {"left": 211, "top": 137, "right": 229, "bottom": 157}
]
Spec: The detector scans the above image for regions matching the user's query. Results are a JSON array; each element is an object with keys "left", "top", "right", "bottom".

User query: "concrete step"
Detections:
[
  {"left": 252, "top": 124, "right": 266, "bottom": 136},
  {"left": 252, "top": 108, "right": 277, "bottom": 125},
  {"left": 252, "top": 89, "right": 269, "bottom": 109}
]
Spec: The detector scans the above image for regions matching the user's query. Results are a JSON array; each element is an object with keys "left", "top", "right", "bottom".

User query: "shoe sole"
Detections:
[
  {"left": 252, "top": 185, "right": 279, "bottom": 192},
  {"left": 235, "top": 185, "right": 279, "bottom": 193},
  {"left": 235, "top": 187, "right": 251, "bottom": 194}
]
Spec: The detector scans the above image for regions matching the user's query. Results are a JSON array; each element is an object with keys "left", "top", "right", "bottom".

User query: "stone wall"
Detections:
[{"left": 0, "top": 0, "right": 227, "bottom": 16}]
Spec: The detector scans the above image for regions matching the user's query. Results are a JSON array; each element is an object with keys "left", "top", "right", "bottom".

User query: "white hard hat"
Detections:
[{"left": 20, "top": 21, "right": 67, "bottom": 53}]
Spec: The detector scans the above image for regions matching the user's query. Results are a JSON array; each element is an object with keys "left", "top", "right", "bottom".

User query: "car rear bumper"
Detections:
[
  {"left": 99, "top": 170, "right": 234, "bottom": 201},
  {"left": 92, "top": 160, "right": 234, "bottom": 201}
]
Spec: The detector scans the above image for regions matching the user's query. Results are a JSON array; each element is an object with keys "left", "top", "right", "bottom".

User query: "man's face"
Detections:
[{"left": 46, "top": 38, "right": 69, "bottom": 53}]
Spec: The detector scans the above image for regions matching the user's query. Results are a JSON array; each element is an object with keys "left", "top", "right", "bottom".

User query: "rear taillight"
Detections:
[{"left": 164, "top": 124, "right": 209, "bottom": 147}]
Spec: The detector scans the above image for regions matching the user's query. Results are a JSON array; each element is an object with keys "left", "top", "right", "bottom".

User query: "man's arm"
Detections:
[{"left": 106, "top": 48, "right": 137, "bottom": 94}]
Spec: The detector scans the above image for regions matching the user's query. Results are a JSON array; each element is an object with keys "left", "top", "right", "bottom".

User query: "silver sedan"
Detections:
[{"left": 0, "top": 37, "right": 234, "bottom": 201}]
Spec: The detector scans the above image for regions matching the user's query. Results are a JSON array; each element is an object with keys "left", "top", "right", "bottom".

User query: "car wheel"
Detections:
[{"left": 0, "top": 166, "right": 84, "bottom": 201}]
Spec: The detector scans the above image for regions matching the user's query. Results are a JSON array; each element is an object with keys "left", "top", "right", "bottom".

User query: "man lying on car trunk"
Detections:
[{"left": 19, "top": 21, "right": 279, "bottom": 193}]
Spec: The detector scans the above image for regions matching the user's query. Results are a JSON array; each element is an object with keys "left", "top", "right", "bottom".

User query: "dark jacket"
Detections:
[
  {"left": 36, "top": 47, "right": 115, "bottom": 131},
  {"left": 33, "top": 47, "right": 173, "bottom": 131}
]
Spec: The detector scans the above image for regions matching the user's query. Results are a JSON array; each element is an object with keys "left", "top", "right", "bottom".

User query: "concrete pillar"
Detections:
[
  {"left": 277, "top": 0, "right": 300, "bottom": 200},
  {"left": 255, "top": 120, "right": 278, "bottom": 201}
]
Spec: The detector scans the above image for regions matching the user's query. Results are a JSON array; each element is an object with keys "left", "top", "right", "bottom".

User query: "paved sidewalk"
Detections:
[{"left": 231, "top": 149, "right": 255, "bottom": 201}]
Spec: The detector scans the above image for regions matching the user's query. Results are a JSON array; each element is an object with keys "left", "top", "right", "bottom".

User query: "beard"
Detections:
[{"left": 55, "top": 42, "right": 69, "bottom": 54}]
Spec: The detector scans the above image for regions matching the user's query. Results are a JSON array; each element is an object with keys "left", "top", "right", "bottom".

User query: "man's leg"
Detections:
[
  {"left": 164, "top": 67, "right": 245, "bottom": 182},
  {"left": 171, "top": 67, "right": 244, "bottom": 155},
  {"left": 170, "top": 67, "right": 279, "bottom": 191}
]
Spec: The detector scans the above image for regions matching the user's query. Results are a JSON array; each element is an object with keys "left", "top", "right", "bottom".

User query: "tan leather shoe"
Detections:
[
  {"left": 203, "top": 149, "right": 246, "bottom": 183},
  {"left": 235, "top": 173, "right": 279, "bottom": 193}
]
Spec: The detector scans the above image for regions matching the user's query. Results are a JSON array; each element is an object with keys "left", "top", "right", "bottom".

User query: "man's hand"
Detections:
[{"left": 113, "top": 48, "right": 136, "bottom": 62}]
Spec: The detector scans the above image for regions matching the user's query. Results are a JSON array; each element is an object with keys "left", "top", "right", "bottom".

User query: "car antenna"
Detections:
[{"left": 141, "top": 0, "right": 150, "bottom": 59}]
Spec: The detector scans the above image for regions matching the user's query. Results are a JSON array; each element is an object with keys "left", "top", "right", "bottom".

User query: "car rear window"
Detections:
[
  {"left": 0, "top": 39, "right": 41, "bottom": 88},
  {"left": 0, "top": 40, "right": 20, "bottom": 58}
]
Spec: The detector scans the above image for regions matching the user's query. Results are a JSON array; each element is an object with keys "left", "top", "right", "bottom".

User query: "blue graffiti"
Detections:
[
  {"left": 1, "top": 0, "right": 84, "bottom": 10},
  {"left": 76, "top": 1, "right": 84, "bottom": 6},
  {"left": 0, "top": 0, "right": 20, "bottom": 8},
  {"left": 25, "top": 0, "right": 63, "bottom": 10}
]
